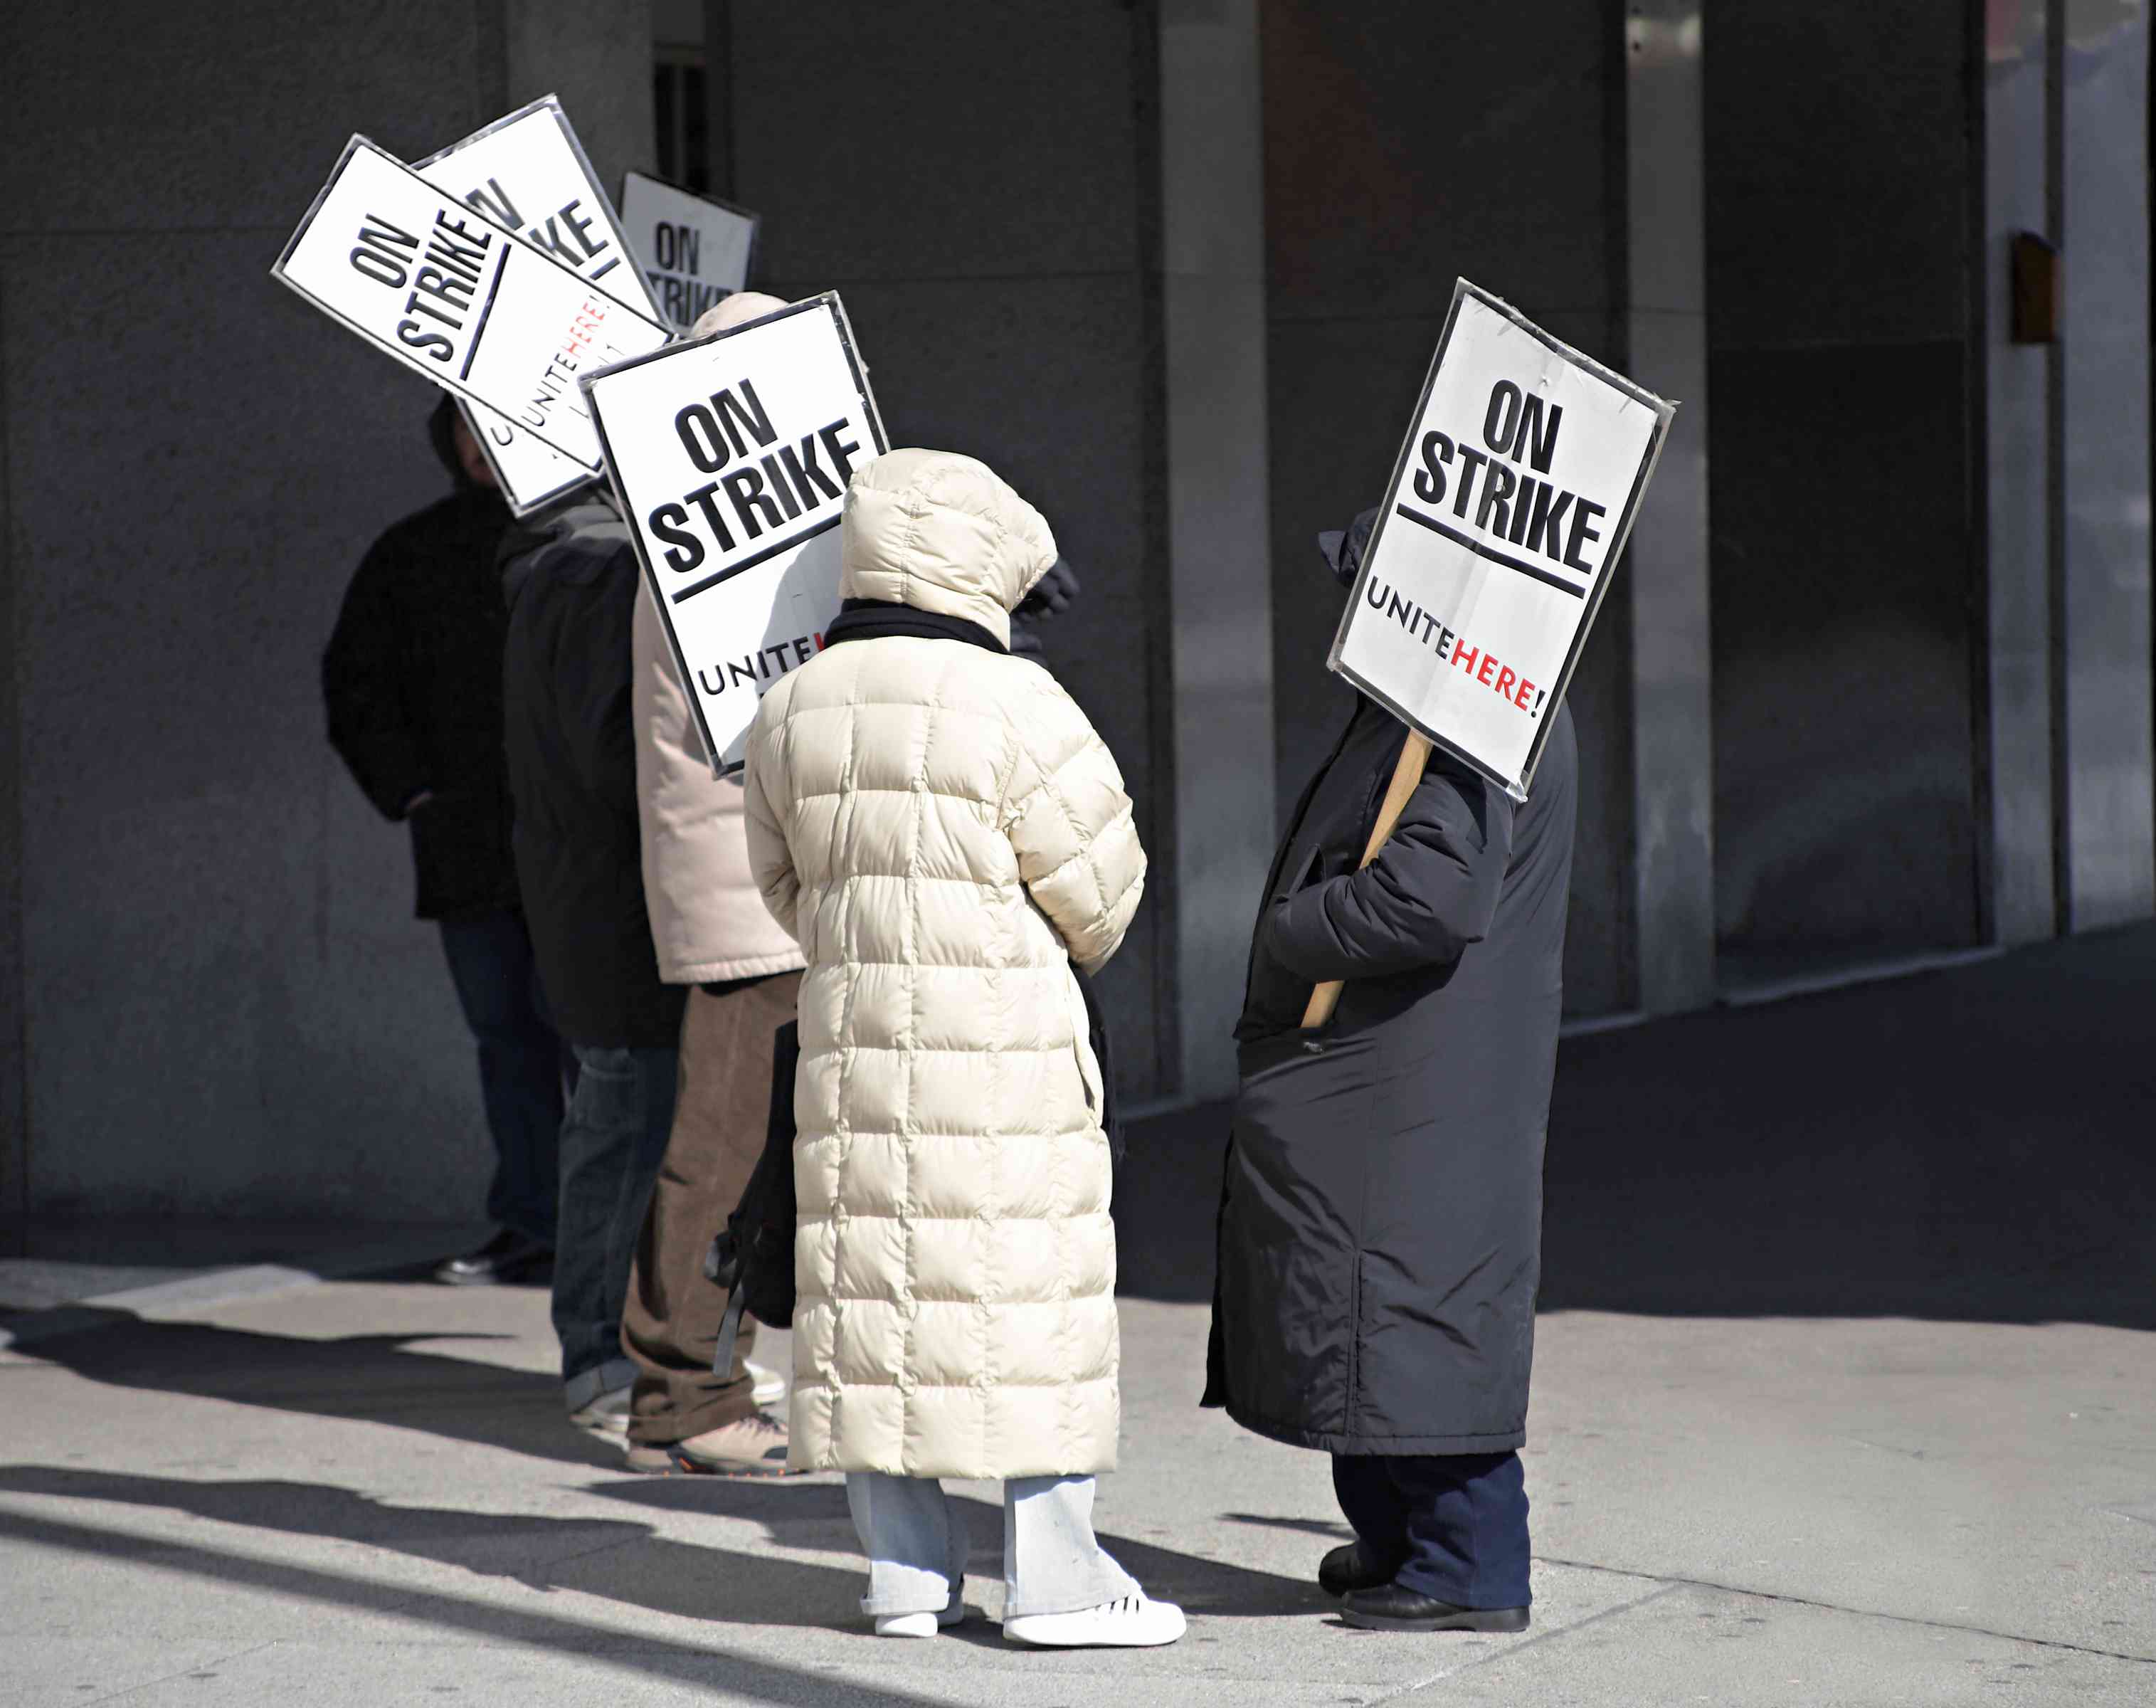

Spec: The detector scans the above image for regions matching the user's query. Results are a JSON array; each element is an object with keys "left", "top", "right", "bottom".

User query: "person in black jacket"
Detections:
[
  {"left": 498, "top": 491, "right": 687, "bottom": 1436},
  {"left": 1204, "top": 507, "right": 1578, "bottom": 1635},
  {"left": 323, "top": 397, "right": 564, "bottom": 1287}
]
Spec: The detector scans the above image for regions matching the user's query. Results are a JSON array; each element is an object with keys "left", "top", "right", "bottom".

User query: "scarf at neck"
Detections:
[{"left": 818, "top": 599, "right": 1006, "bottom": 654}]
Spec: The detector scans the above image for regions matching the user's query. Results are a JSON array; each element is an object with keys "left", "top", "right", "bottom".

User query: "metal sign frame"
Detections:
[{"left": 457, "top": 399, "right": 596, "bottom": 515}]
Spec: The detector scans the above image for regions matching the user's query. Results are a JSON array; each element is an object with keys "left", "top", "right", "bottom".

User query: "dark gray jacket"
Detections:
[
  {"left": 1203, "top": 691, "right": 1578, "bottom": 1454},
  {"left": 322, "top": 398, "right": 517, "bottom": 921},
  {"left": 499, "top": 495, "right": 685, "bottom": 1049}
]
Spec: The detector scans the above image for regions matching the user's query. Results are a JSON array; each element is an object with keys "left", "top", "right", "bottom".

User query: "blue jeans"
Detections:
[
  {"left": 1331, "top": 1452, "right": 1532, "bottom": 1610},
  {"left": 554, "top": 1043, "right": 678, "bottom": 1401},
  {"left": 437, "top": 913, "right": 569, "bottom": 1245}
]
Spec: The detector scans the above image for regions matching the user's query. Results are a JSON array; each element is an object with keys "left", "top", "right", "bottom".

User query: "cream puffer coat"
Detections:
[
  {"left": 632, "top": 584, "right": 808, "bottom": 984},
  {"left": 742, "top": 448, "right": 1146, "bottom": 1480}
]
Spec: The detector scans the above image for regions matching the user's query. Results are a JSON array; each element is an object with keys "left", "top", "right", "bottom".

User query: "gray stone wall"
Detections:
[{"left": 0, "top": 1, "right": 650, "bottom": 1221}]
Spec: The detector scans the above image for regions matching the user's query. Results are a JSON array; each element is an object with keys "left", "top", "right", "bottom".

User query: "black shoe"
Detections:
[
  {"left": 1340, "top": 1583, "right": 1531, "bottom": 1633},
  {"left": 434, "top": 1228, "right": 552, "bottom": 1287},
  {"left": 1319, "top": 1541, "right": 1400, "bottom": 1598}
]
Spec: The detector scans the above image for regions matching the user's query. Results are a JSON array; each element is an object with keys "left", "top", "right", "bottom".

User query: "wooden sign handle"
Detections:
[{"left": 1301, "top": 732, "right": 1434, "bottom": 1030}]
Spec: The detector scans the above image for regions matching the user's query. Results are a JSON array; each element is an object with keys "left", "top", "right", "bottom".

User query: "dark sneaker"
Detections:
[
  {"left": 1340, "top": 1583, "right": 1530, "bottom": 1633},
  {"left": 1319, "top": 1540, "right": 1400, "bottom": 1597},
  {"left": 434, "top": 1228, "right": 551, "bottom": 1287}
]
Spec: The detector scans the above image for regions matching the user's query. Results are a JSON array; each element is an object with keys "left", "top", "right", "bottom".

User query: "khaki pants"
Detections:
[{"left": 622, "top": 973, "right": 801, "bottom": 1444}]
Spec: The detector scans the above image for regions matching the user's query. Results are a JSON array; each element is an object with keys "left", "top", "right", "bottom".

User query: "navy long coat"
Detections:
[{"left": 1203, "top": 693, "right": 1577, "bottom": 1454}]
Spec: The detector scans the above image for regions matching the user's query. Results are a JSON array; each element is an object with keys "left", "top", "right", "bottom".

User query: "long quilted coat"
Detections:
[
  {"left": 1205, "top": 692, "right": 1577, "bottom": 1454},
  {"left": 742, "top": 448, "right": 1146, "bottom": 1480}
]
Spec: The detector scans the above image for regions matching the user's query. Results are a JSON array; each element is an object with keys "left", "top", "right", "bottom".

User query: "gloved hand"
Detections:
[
  {"left": 1017, "top": 555, "right": 1081, "bottom": 620},
  {"left": 1316, "top": 506, "right": 1383, "bottom": 588},
  {"left": 1012, "top": 555, "right": 1082, "bottom": 658}
]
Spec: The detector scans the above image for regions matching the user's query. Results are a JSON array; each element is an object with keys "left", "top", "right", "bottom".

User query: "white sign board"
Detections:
[
  {"left": 459, "top": 395, "right": 593, "bottom": 515},
  {"left": 1330, "top": 280, "right": 1674, "bottom": 799},
  {"left": 583, "top": 295, "right": 887, "bottom": 774},
  {"left": 271, "top": 136, "right": 671, "bottom": 471},
  {"left": 414, "top": 97, "right": 665, "bottom": 515},
  {"left": 620, "top": 171, "right": 760, "bottom": 332}
]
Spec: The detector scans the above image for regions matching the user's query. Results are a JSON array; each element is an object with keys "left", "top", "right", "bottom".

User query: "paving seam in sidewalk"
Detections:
[
  {"left": 82, "top": 1638, "right": 282, "bottom": 1707},
  {"left": 1533, "top": 1553, "right": 2156, "bottom": 1666}
]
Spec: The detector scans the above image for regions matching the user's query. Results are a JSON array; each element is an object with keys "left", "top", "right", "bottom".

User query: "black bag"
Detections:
[
  {"left": 704, "top": 1019, "right": 800, "bottom": 1372},
  {"left": 1074, "top": 965, "right": 1124, "bottom": 1169}
]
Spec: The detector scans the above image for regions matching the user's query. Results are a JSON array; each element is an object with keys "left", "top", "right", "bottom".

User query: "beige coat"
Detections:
[
  {"left": 743, "top": 449, "right": 1146, "bottom": 1480},
  {"left": 632, "top": 584, "right": 807, "bottom": 985}
]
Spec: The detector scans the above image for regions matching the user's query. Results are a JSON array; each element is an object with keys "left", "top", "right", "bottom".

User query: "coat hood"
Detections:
[
  {"left": 837, "top": 448, "right": 1057, "bottom": 649},
  {"left": 1317, "top": 505, "right": 1381, "bottom": 588},
  {"left": 429, "top": 394, "right": 512, "bottom": 517},
  {"left": 428, "top": 394, "right": 470, "bottom": 488},
  {"left": 498, "top": 492, "right": 624, "bottom": 610}
]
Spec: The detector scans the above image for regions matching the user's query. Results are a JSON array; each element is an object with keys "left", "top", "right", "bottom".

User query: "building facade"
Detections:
[{"left": 0, "top": 0, "right": 2145, "bottom": 1222}]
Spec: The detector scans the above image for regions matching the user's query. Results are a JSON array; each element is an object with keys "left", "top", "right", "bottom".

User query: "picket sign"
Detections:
[
  {"left": 273, "top": 136, "right": 671, "bottom": 470},
  {"left": 620, "top": 171, "right": 760, "bottom": 333},
  {"left": 1328, "top": 280, "right": 1674, "bottom": 803},
  {"left": 413, "top": 97, "right": 666, "bottom": 515},
  {"left": 582, "top": 294, "right": 888, "bottom": 774},
  {"left": 1306, "top": 281, "right": 1674, "bottom": 1030}
]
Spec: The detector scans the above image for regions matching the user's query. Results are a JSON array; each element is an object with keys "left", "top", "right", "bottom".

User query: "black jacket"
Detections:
[
  {"left": 322, "top": 398, "right": 519, "bottom": 921},
  {"left": 1204, "top": 691, "right": 1578, "bottom": 1454},
  {"left": 498, "top": 494, "right": 685, "bottom": 1049}
]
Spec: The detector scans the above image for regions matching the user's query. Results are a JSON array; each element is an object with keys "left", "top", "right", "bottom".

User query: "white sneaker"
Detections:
[
  {"left": 568, "top": 1382, "right": 633, "bottom": 1440},
  {"left": 874, "top": 1597, "right": 966, "bottom": 1638},
  {"left": 746, "top": 1359, "right": 786, "bottom": 1407},
  {"left": 1004, "top": 1593, "right": 1185, "bottom": 1648}
]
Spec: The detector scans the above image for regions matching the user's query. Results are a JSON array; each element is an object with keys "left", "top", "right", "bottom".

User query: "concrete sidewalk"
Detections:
[
  {"left": 2, "top": 1281, "right": 2149, "bottom": 1705},
  {"left": 4, "top": 928, "right": 2154, "bottom": 1703}
]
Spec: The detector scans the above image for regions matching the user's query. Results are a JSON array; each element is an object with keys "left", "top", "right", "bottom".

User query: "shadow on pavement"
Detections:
[
  {"left": 585, "top": 1474, "right": 1328, "bottom": 1619},
  {"left": 0, "top": 1465, "right": 1323, "bottom": 1627},
  {"left": 1114, "top": 923, "right": 2156, "bottom": 1328},
  {"left": 2, "top": 1312, "right": 623, "bottom": 1470},
  {"left": 0, "top": 1497, "right": 944, "bottom": 1708}
]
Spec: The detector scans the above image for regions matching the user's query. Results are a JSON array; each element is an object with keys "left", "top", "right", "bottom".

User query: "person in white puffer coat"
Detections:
[{"left": 742, "top": 447, "right": 1183, "bottom": 1648}]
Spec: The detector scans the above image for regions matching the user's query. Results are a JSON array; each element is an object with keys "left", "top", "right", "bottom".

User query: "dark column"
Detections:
[
  {"left": 1704, "top": 0, "right": 1985, "bottom": 973},
  {"left": 721, "top": 4, "right": 1178, "bottom": 1097}
]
